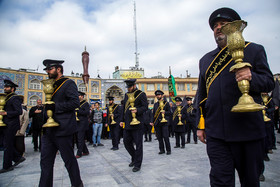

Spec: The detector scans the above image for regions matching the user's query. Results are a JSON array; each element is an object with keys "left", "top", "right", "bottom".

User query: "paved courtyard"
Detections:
[{"left": 1, "top": 133, "right": 280, "bottom": 187}]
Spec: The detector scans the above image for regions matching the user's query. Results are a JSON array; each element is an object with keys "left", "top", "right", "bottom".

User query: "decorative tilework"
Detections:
[
  {"left": 28, "top": 91, "right": 43, "bottom": 99},
  {"left": 0, "top": 72, "right": 15, "bottom": 89}
]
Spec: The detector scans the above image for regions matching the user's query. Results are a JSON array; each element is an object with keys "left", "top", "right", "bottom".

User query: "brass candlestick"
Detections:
[
  {"left": 109, "top": 106, "right": 116, "bottom": 124},
  {"left": 0, "top": 93, "right": 7, "bottom": 127},
  {"left": 177, "top": 106, "right": 183, "bottom": 125},
  {"left": 261, "top": 94, "right": 271, "bottom": 122},
  {"left": 75, "top": 108, "right": 80, "bottom": 121},
  {"left": 127, "top": 92, "right": 140, "bottom": 125},
  {"left": 221, "top": 20, "right": 265, "bottom": 112},
  {"left": 159, "top": 100, "right": 167, "bottom": 123},
  {"left": 41, "top": 79, "right": 59, "bottom": 127}
]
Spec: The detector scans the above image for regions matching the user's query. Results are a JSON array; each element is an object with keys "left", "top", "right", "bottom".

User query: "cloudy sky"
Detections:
[{"left": 0, "top": 0, "right": 279, "bottom": 79}]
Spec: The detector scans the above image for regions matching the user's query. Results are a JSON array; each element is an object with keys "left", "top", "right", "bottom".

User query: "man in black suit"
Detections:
[
  {"left": 120, "top": 79, "right": 148, "bottom": 172},
  {"left": 0, "top": 79, "right": 24, "bottom": 174},
  {"left": 39, "top": 59, "right": 83, "bottom": 187},
  {"left": 105, "top": 96, "right": 121, "bottom": 150},
  {"left": 196, "top": 8, "right": 274, "bottom": 186},
  {"left": 75, "top": 91, "right": 90, "bottom": 158},
  {"left": 29, "top": 99, "right": 44, "bottom": 151}
]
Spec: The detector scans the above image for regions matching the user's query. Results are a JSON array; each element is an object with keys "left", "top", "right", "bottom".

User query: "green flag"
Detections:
[{"left": 168, "top": 67, "right": 177, "bottom": 103}]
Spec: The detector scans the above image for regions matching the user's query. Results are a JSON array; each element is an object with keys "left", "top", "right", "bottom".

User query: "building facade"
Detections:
[{"left": 0, "top": 68, "right": 198, "bottom": 109}]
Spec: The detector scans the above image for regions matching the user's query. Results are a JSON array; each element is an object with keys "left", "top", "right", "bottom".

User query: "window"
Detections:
[
  {"left": 91, "top": 84, "right": 98, "bottom": 93},
  {"left": 162, "top": 84, "right": 168, "bottom": 91},
  {"left": 29, "top": 79, "right": 41, "bottom": 90},
  {"left": 29, "top": 95, "right": 39, "bottom": 106},
  {"left": 192, "top": 83, "right": 198, "bottom": 91},
  {"left": 147, "top": 98, "right": 155, "bottom": 105},
  {"left": 147, "top": 84, "right": 155, "bottom": 91},
  {"left": 141, "top": 84, "right": 145, "bottom": 91},
  {"left": 177, "top": 83, "right": 185, "bottom": 91},
  {"left": 157, "top": 84, "right": 160, "bottom": 90},
  {"left": 78, "top": 83, "right": 87, "bottom": 92}
]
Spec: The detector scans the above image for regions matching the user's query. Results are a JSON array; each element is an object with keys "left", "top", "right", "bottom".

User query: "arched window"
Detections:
[
  {"left": 29, "top": 95, "right": 39, "bottom": 106},
  {"left": 91, "top": 84, "right": 98, "bottom": 93},
  {"left": 29, "top": 79, "right": 41, "bottom": 90},
  {"left": 78, "top": 83, "right": 87, "bottom": 92}
]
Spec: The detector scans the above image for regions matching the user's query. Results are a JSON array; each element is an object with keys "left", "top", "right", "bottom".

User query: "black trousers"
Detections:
[
  {"left": 155, "top": 125, "right": 171, "bottom": 152},
  {"left": 39, "top": 134, "right": 82, "bottom": 187},
  {"left": 186, "top": 122, "right": 197, "bottom": 143},
  {"left": 143, "top": 124, "right": 152, "bottom": 141},
  {"left": 123, "top": 129, "right": 143, "bottom": 168},
  {"left": 32, "top": 129, "right": 42, "bottom": 150},
  {"left": 86, "top": 124, "right": 93, "bottom": 143},
  {"left": 207, "top": 137, "right": 264, "bottom": 187},
  {"left": 110, "top": 125, "right": 120, "bottom": 148},
  {"left": 175, "top": 132, "right": 185, "bottom": 147},
  {"left": 3, "top": 127, "right": 21, "bottom": 169},
  {"left": 76, "top": 130, "right": 89, "bottom": 156}
]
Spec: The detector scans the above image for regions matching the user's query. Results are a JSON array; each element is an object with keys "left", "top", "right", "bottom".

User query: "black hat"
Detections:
[
  {"left": 186, "top": 96, "right": 192, "bottom": 101},
  {"left": 124, "top": 79, "right": 136, "bottom": 88},
  {"left": 209, "top": 7, "right": 241, "bottom": 30},
  {"left": 43, "top": 59, "right": 64, "bottom": 70},
  {"left": 78, "top": 91, "right": 85, "bottom": 96},
  {"left": 175, "top": 97, "right": 182, "bottom": 102},
  {"left": 4, "top": 79, "right": 18, "bottom": 88},
  {"left": 107, "top": 96, "right": 114, "bottom": 101},
  {"left": 155, "top": 90, "right": 164, "bottom": 95}
]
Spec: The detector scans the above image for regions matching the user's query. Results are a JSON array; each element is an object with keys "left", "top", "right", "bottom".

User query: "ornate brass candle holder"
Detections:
[
  {"left": 177, "top": 106, "right": 183, "bottom": 125},
  {"left": 75, "top": 108, "right": 80, "bottom": 121},
  {"left": 159, "top": 100, "right": 167, "bottom": 123},
  {"left": 261, "top": 94, "right": 271, "bottom": 122},
  {"left": 109, "top": 106, "right": 116, "bottom": 124},
  {"left": 221, "top": 20, "right": 265, "bottom": 112},
  {"left": 127, "top": 92, "right": 140, "bottom": 125},
  {"left": 41, "top": 79, "right": 59, "bottom": 127},
  {"left": 0, "top": 93, "right": 7, "bottom": 127}
]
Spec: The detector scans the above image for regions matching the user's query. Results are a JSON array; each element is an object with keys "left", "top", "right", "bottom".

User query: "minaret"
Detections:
[
  {"left": 82, "top": 46, "right": 90, "bottom": 85},
  {"left": 134, "top": 0, "right": 139, "bottom": 69}
]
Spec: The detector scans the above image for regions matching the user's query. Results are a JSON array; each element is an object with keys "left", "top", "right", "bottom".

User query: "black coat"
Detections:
[
  {"left": 196, "top": 42, "right": 274, "bottom": 141},
  {"left": 46, "top": 77, "right": 80, "bottom": 136},
  {"left": 29, "top": 105, "right": 44, "bottom": 130},
  {"left": 171, "top": 106, "right": 187, "bottom": 133},
  {"left": 3, "top": 93, "right": 22, "bottom": 131},
  {"left": 186, "top": 104, "right": 196, "bottom": 124},
  {"left": 77, "top": 100, "right": 90, "bottom": 132},
  {"left": 122, "top": 89, "right": 148, "bottom": 130},
  {"left": 106, "top": 103, "right": 121, "bottom": 126},
  {"left": 153, "top": 100, "right": 171, "bottom": 126}
]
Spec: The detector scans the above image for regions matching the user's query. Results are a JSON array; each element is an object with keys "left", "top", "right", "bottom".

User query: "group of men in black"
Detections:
[{"left": 0, "top": 7, "right": 279, "bottom": 187}]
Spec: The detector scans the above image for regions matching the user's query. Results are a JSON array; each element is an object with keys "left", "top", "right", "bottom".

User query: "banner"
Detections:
[{"left": 168, "top": 67, "right": 177, "bottom": 103}]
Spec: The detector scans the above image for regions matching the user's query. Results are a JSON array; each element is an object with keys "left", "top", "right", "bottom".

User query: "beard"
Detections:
[
  {"left": 4, "top": 89, "right": 11, "bottom": 94},
  {"left": 215, "top": 34, "right": 227, "bottom": 47},
  {"left": 48, "top": 70, "right": 58, "bottom": 79}
]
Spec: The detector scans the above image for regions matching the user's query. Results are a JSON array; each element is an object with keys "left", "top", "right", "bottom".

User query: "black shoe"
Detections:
[
  {"left": 93, "top": 144, "right": 97, "bottom": 147},
  {"left": 112, "top": 147, "right": 119, "bottom": 151},
  {"left": 166, "top": 151, "right": 171, "bottom": 155},
  {"left": 144, "top": 140, "right": 148, "bottom": 142},
  {"left": 0, "top": 166, "right": 14, "bottom": 174},
  {"left": 132, "top": 167, "right": 140, "bottom": 172},
  {"left": 181, "top": 146, "right": 185, "bottom": 149},
  {"left": 272, "top": 146, "right": 277, "bottom": 150},
  {"left": 185, "top": 141, "right": 190, "bottom": 144},
  {"left": 264, "top": 155, "right": 270, "bottom": 161},
  {"left": 259, "top": 174, "right": 265, "bottom": 181},
  {"left": 129, "top": 162, "right": 135, "bottom": 167},
  {"left": 98, "top": 143, "right": 104, "bottom": 146},
  {"left": 13, "top": 157, "right": 26, "bottom": 167},
  {"left": 88, "top": 142, "right": 93, "bottom": 145},
  {"left": 268, "top": 149, "right": 273, "bottom": 154},
  {"left": 174, "top": 146, "right": 180, "bottom": 148},
  {"left": 194, "top": 141, "right": 198, "bottom": 144},
  {"left": 34, "top": 149, "right": 38, "bottom": 152},
  {"left": 158, "top": 151, "right": 165, "bottom": 154}
]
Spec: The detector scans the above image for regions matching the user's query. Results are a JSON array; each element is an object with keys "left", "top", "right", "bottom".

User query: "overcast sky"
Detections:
[{"left": 0, "top": 0, "right": 279, "bottom": 79}]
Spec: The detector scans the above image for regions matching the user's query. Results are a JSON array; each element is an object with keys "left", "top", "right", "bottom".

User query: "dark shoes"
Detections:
[
  {"left": 185, "top": 141, "right": 190, "bottom": 144},
  {"left": 264, "top": 155, "right": 270, "bottom": 161},
  {"left": 166, "top": 151, "right": 171, "bottom": 155},
  {"left": 82, "top": 152, "right": 89, "bottom": 156},
  {"left": 194, "top": 141, "right": 198, "bottom": 144},
  {"left": 181, "top": 146, "right": 185, "bottom": 149},
  {"left": 129, "top": 162, "right": 135, "bottom": 167},
  {"left": 144, "top": 140, "right": 148, "bottom": 142},
  {"left": 112, "top": 147, "right": 119, "bottom": 151},
  {"left": 0, "top": 166, "right": 14, "bottom": 174},
  {"left": 93, "top": 144, "right": 97, "bottom": 147},
  {"left": 14, "top": 157, "right": 26, "bottom": 167},
  {"left": 76, "top": 155, "right": 81, "bottom": 159},
  {"left": 158, "top": 151, "right": 165, "bottom": 154},
  {"left": 174, "top": 146, "right": 180, "bottom": 148},
  {"left": 98, "top": 143, "right": 104, "bottom": 146},
  {"left": 132, "top": 167, "right": 140, "bottom": 172},
  {"left": 259, "top": 174, "right": 265, "bottom": 181}
]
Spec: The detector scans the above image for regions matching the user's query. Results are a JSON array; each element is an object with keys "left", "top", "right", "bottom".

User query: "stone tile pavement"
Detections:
[{"left": 1, "top": 132, "right": 280, "bottom": 187}]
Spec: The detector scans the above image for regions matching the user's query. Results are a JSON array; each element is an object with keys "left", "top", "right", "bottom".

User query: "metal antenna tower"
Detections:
[{"left": 134, "top": 0, "right": 139, "bottom": 69}]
